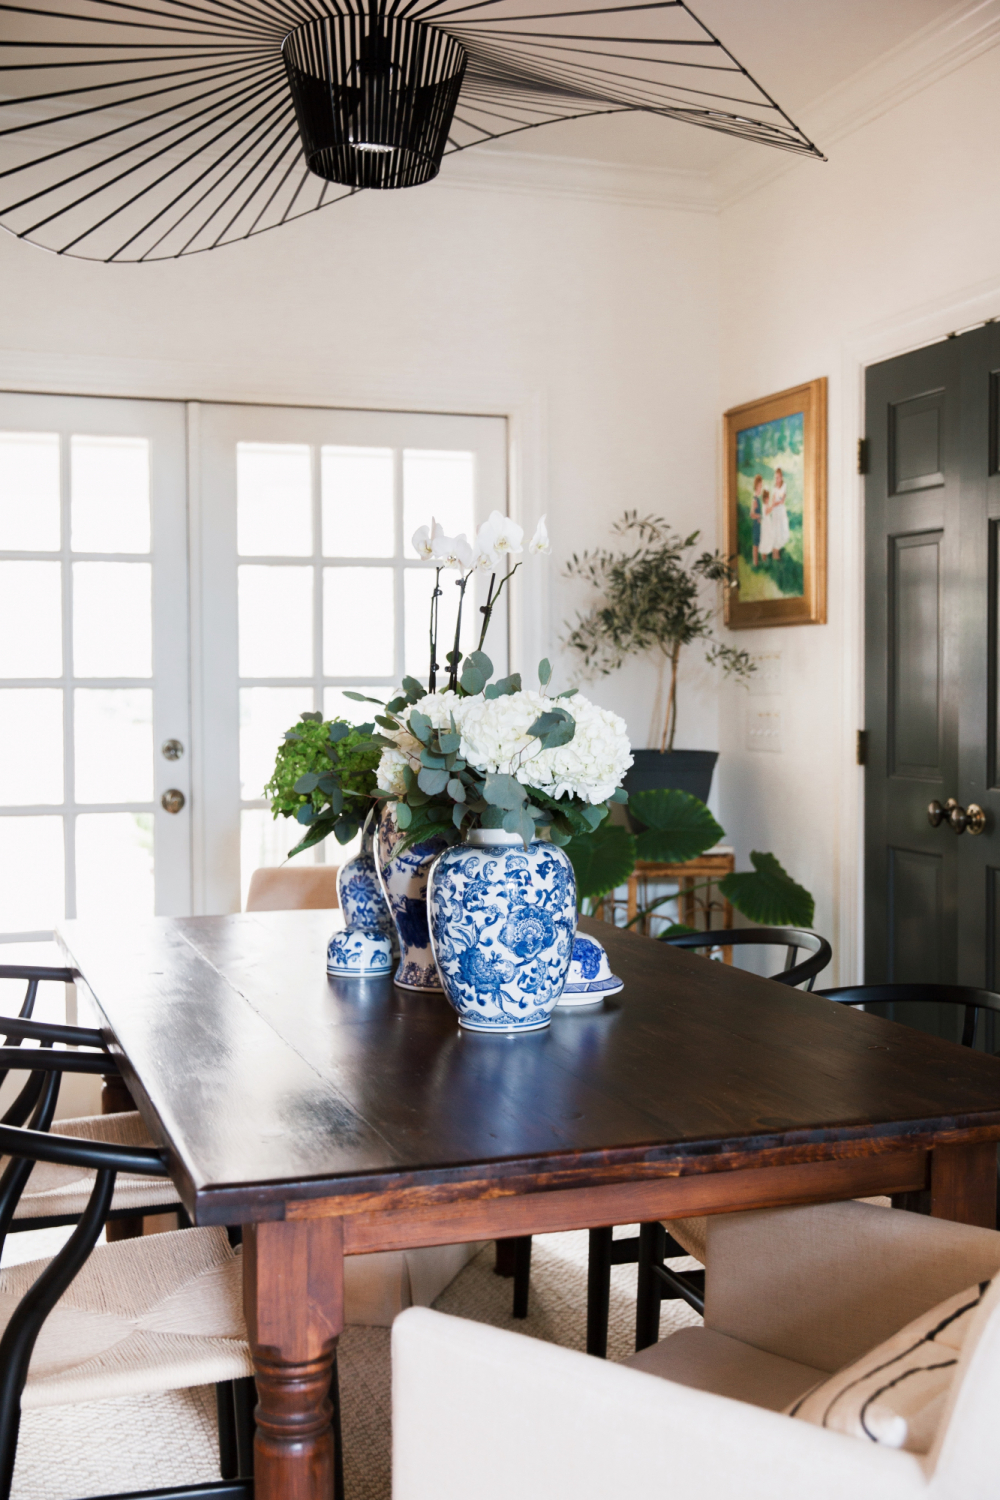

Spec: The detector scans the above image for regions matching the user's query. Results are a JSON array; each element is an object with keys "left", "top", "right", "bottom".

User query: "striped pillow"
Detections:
[{"left": 786, "top": 1279, "right": 991, "bottom": 1453}]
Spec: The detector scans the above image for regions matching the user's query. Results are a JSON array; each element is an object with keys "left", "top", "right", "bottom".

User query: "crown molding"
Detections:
[
  {"left": 434, "top": 146, "right": 716, "bottom": 215},
  {"left": 713, "top": 0, "right": 1000, "bottom": 210}
]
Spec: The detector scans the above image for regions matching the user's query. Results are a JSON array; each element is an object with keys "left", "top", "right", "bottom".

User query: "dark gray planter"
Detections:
[{"left": 623, "top": 750, "right": 718, "bottom": 827}]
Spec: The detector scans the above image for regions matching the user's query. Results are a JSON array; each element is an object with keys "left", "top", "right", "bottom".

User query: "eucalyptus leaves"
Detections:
[{"left": 360, "top": 654, "right": 632, "bottom": 852}]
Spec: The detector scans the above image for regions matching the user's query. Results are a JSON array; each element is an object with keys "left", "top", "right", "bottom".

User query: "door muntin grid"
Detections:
[
  {"left": 232, "top": 428, "right": 508, "bottom": 902},
  {"left": 0, "top": 398, "right": 190, "bottom": 940}
]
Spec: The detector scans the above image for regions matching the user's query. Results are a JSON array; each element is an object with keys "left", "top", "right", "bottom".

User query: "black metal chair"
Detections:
[
  {"left": 0, "top": 965, "right": 185, "bottom": 1236},
  {"left": 660, "top": 927, "right": 833, "bottom": 990},
  {"left": 600, "top": 927, "right": 834, "bottom": 1354},
  {"left": 815, "top": 982, "right": 1000, "bottom": 1047},
  {"left": 0, "top": 1016, "right": 256, "bottom": 1500}
]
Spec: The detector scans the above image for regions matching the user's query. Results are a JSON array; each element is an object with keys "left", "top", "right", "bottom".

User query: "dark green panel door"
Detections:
[
  {"left": 865, "top": 338, "right": 961, "bottom": 998},
  {"left": 865, "top": 327, "right": 998, "bottom": 1045}
]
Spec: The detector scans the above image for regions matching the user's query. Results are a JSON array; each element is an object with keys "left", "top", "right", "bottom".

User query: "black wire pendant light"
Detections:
[{"left": 0, "top": 0, "right": 824, "bottom": 262}]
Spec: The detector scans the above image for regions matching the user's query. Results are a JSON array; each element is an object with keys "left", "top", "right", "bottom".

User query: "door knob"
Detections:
[
  {"left": 161, "top": 788, "right": 186, "bottom": 815},
  {"left": 927, "top": 798, "right": 986, "bottom": 835}
]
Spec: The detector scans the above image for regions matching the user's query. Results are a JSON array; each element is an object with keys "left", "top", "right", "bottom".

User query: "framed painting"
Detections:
[{"left": 724, "top": 377, "right": 827, "bottom": 628}]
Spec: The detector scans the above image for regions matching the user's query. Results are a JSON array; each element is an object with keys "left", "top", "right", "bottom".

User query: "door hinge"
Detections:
[
  {"left": 857, "top": 439, "right": 870, "bottom": 476},
  {"left": 856, "top": 729, "right": 868, "bottom": 766}
]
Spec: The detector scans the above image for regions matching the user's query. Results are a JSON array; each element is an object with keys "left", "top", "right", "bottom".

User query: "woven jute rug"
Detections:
[{"left": 10, "top": 1228, "right": 702, "bottom": 1500}]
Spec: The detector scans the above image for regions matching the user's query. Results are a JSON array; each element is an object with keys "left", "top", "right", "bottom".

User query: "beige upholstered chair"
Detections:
[
  {"left": 393, "top": 1201, "right": 1000, "bottom": 1500},
  {"left": 245, "top": 865, "right": 341, "bottom": 911}
]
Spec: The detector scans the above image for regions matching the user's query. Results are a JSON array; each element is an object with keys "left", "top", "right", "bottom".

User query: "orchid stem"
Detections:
[
  {"left": 428, "top": 567, "right": 442, "bottom": 692},
  {"left": 448, "top": 573, "right": 471, "bottom": 692},
  {"left": 477, "top": 562, "right": 521, "bottom": 652}
]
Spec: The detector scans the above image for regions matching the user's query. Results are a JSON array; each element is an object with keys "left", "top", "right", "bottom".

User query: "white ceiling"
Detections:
[{"left": 480, "top": 0, "right": 962, "bottom": 170}]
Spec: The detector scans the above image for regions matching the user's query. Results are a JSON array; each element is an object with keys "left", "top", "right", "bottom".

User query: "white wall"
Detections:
[
  {"left": 0, "top": 171, "right": 721, "bottom": 758},
  {"left": 715, "top": 43, "right": 1000, "bottom": 981}
]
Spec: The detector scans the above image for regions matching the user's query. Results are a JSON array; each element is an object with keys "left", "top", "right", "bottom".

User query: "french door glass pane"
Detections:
[
  {"left": 240, "top": 686, "right": 315, "bottom": 801},
  {"left": 321, "top": 447, "right": 394, "bottom": 558},
  {"left": 238, "top": 565, "right": 313, "bottom": 678},
  {"left": 237, "top": 443, "right": 311, "bottom": 557},
  {"left": 323, "top": 686, "right": 384, "bottom": 722},
  {"left": 75, "top": 812, "right": 154, "bottom": 919},
  {"left": 404, "top": 566, "right": 480, "bottom": 680},
  {"left": 0, "top": 432, "right": 60, "bottom": 550},
  {"left": 323, "top": 567, "right": 394, "bottom": 676},
  {"left": 241, "top": 808, "right": 319, "bottom": 906},
  {"left": 73, "top": 562, "right": 152, "bottom": 677},
  {"left": 74, "top": 688, "right": 153, "bottom": 803},
  {"left": 0, "top": 816, "right": 64, "bottom": 932},
  {"left": 70, "top": 436, "right": 150, "bottom": 554},
  {"left": 0, "top": 561, "right": 62, "bottom": 677},
  {"left": 402, "top": 449, "right": 475, "bottom": 543},
  {"left": 0, "top": 689, "right": 63, "bottom": 805}
]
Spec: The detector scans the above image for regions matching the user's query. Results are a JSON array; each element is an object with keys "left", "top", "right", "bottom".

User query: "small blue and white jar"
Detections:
[
  {"left": 375, "top": 803, "right": 448, "bottom": 992},
  {"left": 327, "top": 927, "right": 393, "bottom": 977},
  {"left": 336, "top": 824, "right": 394, "bottom": 943},
  {"left": 427, "top": 829, "right": 577, "bottom": 1032}
]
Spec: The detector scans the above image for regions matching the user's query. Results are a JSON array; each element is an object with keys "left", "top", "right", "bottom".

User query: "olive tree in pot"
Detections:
[{"left": 563, "top": 511, "right": 754, "bottom": 806}]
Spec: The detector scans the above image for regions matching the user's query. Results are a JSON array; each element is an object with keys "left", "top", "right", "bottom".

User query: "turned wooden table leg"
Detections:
[
  {"left": 930, "top": 1141, "right": 998, "bottom": 1228},
  {"left": 243, "top": 1216, "right": 344, "bottom": 1500}
]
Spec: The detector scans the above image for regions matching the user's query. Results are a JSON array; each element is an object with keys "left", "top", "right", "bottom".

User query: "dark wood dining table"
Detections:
[{"left": 58, "top": 910, "right": 1000, "bottom": 1500}]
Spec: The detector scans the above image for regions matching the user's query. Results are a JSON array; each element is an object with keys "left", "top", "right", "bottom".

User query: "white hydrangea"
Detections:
[
  {"left": 531, "top": 694, "right": 633, "bottom": 804},
  {"left": 375, "top": 690, "right": 472, "bottom": 795},
  {"left": 459, "top": 690, "right": 632, "bottom": 805},
  {"left": 376, "top": 747, "right": 409, "bottom": 796}
]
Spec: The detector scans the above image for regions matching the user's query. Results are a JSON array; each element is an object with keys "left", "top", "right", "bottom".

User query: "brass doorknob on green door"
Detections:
[
  {"left": 949, "top": 802, "right": 986, "bottom": 836},
  {"left": 161, "top": 789, "right": 186, "bottom": 815},
  {"left": 928, "top": 799, "right": 986, "bottom": 835}
]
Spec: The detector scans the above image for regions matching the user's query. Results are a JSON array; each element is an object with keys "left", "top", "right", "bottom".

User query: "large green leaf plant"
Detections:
[{"left": 565, "top": 785, "right": 814, "bottom": 933}]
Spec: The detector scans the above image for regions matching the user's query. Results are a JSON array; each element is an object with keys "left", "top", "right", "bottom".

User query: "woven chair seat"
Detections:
[
  {"left": 7, "top": 1113, "right": 179, "bottom": 1221},
  {"left": 3, "top": 1225, "right": 251, "bottom": 1410}
]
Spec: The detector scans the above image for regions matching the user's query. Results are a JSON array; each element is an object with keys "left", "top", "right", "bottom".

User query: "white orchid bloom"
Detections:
[
  {"left": 528, "top": 514, "right": 550, "bottom": 555},
  {"left": 472, "top": 519, "right": 502, "bottom": 572},
  {"left": 434, "top": 531, "right": 474, "bottom": 570},
  {"left": 411, "top": 517, "right": 443, "bottom": 560},
  {"left": 483, "top": 509, "right": 523, "bottom": 556}
]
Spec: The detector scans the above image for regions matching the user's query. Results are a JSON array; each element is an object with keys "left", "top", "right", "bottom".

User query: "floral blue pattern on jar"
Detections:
[
  {"left": 427, "top": 829, "right": 577, "bottom": 1031},
  {"left": 375, "top": 803, "right": 447, "bottom": 991},
  {"left": 336, "top": 824, "right": 394, "bottom": 941}
]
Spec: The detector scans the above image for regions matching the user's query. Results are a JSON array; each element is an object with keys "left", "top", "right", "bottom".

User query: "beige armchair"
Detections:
[{"left": 393, "top": 1201, "right": 1000, "bottom": 1500}]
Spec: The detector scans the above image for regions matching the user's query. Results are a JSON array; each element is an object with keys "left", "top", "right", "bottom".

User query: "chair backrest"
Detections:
[
  {"left": 0, "top": 965, "right": 74, "bottom": 1021},
  {"left": 245, "top": 866, "right": 340, "bottom": 912},
  {"left": 817, "top": 984, "right": 1000, "bottom": 1049},
  {"left": 662, "top": 928, "right": 832, "bottom": 990}
]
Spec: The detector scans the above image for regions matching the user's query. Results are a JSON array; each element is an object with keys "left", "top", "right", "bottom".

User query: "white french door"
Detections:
[
  {"left": 0, "top": 394, "right": 507, "bottom": 935},
  {"left": 193, "top": 403, "right": 508, "bottom": 915},
  {"left": 0, "top": 393, "right": 191, "bottom": 942}
]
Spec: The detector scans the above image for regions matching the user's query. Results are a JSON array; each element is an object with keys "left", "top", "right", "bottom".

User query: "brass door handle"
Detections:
[
  {"left": 161, "top": 788, "right": 186, "bottom": 815},
  {"left": 927, "top": 798, "right": 986, "bottom": 835}
]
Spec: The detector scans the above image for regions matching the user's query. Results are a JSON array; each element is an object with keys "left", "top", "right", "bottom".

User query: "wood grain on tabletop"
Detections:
[{"left": 57, "top": 911, "right": 1000, "bottom": 1221}]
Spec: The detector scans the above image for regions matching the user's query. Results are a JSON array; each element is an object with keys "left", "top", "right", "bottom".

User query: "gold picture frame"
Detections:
[{"left": 724, "top": 377, "right": 827, "bottom": 629}]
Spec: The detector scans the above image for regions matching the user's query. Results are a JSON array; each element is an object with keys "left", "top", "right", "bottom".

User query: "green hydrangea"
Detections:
[{"left": 264, "top": 713, "right": 381, "bottom": 853}]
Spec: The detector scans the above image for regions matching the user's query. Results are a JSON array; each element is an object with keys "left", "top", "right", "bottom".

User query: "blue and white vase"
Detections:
[
  {"left": 336, "top": 824, "right": 394, "bottom": 942},
  {"left": 427, "top": 829, "right": 577, "bottom": 1032},
  {"left": 375, "top": 803, "right": 448, "bottom": 991}
]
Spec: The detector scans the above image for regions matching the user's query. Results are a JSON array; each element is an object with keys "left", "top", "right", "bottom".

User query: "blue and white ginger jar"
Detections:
[
  {"left": 336, "top": 824, "right": 394, "bottom": 942},
  {"left": 327, "top": 927, "right": 393, "bottom": 977},
  {"left": 427, "top": 829, "right": 577, "bottom": 1032},
  {"left": 375, "top": 803, "right": 448, "bottom": 991}
]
